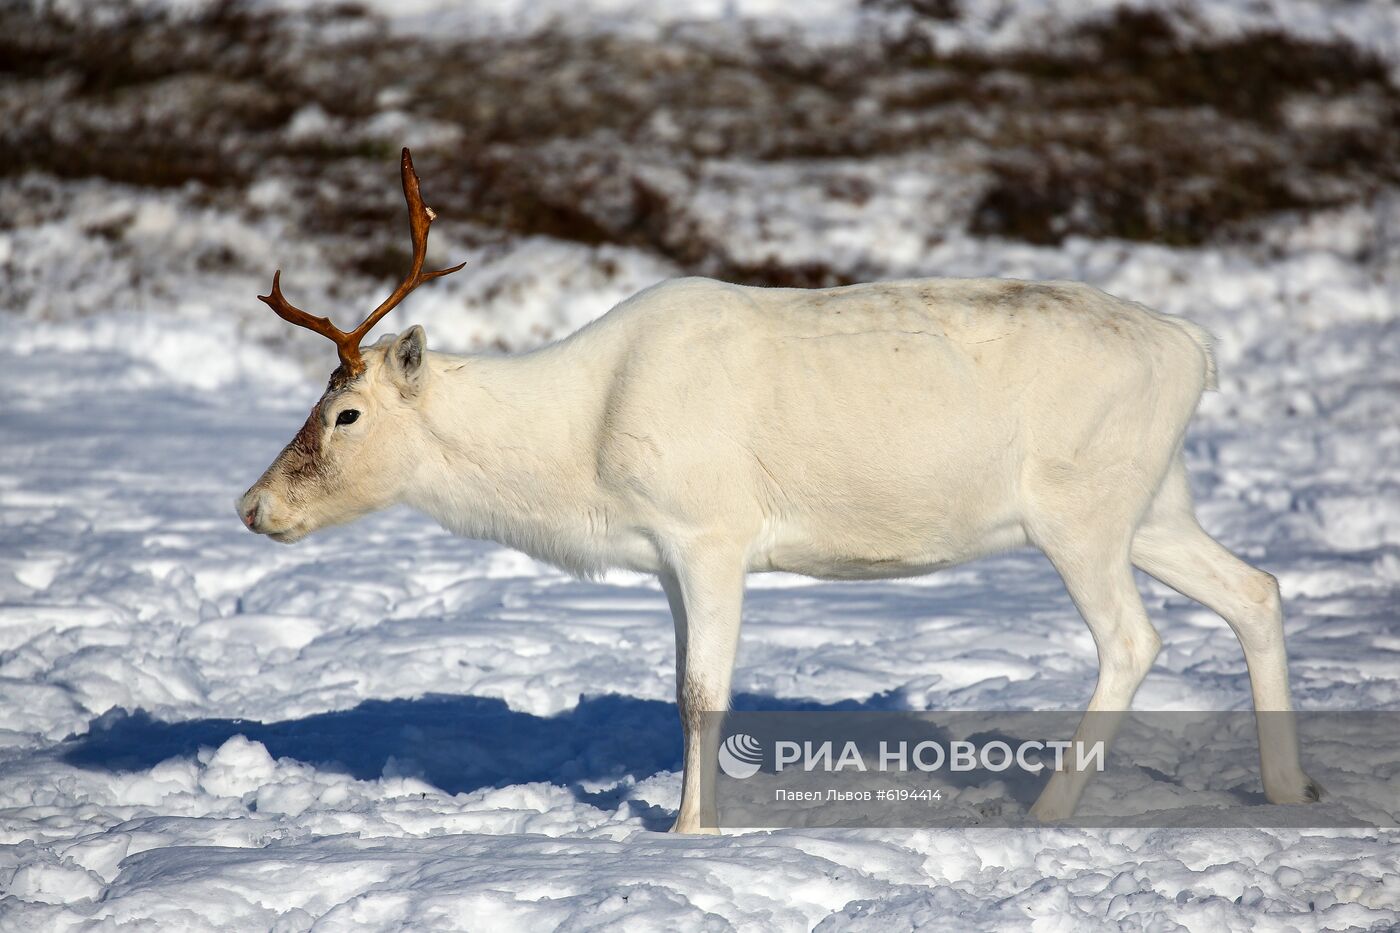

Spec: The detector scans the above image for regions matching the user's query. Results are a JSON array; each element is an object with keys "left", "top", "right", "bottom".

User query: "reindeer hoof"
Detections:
[
  {"left": 1027, "top": 798, "right": 1072, "bottom": 823},
  {"left": 1265, "top": 773, "right": 1324, "bottom": 805}
]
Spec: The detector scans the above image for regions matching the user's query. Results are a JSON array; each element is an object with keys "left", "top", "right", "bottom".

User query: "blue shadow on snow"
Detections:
[{"left": 59, "top": 692, "right": 904, "bottom": 802}]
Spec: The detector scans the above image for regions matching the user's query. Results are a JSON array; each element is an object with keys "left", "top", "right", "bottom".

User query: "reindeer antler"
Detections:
[{"left": 259, "top": 148, "right": 466, "bottom": 377}]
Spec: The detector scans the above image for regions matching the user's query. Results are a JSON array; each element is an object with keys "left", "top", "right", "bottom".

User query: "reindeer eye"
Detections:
[{"left": 336, "top": 409, "right": 360, "bottom": 426}]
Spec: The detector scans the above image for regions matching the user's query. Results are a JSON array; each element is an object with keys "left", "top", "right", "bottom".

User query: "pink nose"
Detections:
[{"left": 242, "top": 502, "right": 259, "bottom": 529}]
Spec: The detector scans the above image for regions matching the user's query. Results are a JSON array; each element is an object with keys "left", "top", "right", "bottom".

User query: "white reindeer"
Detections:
[{"left": 239, "top": 149, "right": 1318, "bottom": 832}]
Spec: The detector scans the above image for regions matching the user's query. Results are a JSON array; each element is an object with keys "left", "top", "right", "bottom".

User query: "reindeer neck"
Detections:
[{"left": 400, "top": 341, "right": 616, "bottom": 571}]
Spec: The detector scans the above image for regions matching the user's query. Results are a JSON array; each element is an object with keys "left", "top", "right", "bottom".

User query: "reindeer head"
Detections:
[{"left": 238, "top": 149, "right": 463, "bottom": 543}]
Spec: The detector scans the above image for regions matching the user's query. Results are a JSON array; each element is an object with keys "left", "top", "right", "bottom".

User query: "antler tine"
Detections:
[
  {"left": 347, "top": 148, "right": 467, "bottom": 347},
  {"left": 258, "top": 270, "right": 361, "bottom": 370}
]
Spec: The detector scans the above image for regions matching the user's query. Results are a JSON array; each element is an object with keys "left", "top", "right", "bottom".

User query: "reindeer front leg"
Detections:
[{"left": 664, "top": 544, "right": 746, "bottom": 834}]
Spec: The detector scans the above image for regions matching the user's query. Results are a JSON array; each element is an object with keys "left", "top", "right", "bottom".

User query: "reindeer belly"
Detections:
[{"left": 753, "top": 493, "right": 1028, "bottom": 580}]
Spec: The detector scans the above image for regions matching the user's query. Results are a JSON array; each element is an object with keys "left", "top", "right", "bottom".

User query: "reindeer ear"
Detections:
[{"left": 387, "top": 325, "right": 428, "bottom": 392}]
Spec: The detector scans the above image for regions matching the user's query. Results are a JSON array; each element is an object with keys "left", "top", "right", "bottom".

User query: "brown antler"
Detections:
[{"left": 258, "top": 148, "right": 466, "bottom": 377}]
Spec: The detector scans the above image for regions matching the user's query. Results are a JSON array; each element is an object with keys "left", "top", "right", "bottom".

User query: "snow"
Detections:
[
  {"left": 256, "top": 0, "right": 1400, "bottom": 77},
  {"left": 2, "top": 189, "right": 1397, "bottom": 924},
  {"left": 62, "top": 0, "right": 1400, "bottom": 74}
]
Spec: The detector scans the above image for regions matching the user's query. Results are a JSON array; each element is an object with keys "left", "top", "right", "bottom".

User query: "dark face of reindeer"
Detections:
[
  {"left": 236, "top": 147, "right": 462, "bottom": 544},
  {"left": 238, "top": 330, "right": 431, "bottom": 543}
]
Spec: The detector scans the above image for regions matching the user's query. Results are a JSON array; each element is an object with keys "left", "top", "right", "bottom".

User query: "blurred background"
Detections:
[{"left": 3, "top": 0, "right": 1397, "bottom": 372}]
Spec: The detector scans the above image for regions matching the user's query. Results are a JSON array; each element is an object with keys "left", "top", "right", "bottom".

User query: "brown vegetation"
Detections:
[{"left": 1, "top": 1, "right": 1395, "bottom": 281}]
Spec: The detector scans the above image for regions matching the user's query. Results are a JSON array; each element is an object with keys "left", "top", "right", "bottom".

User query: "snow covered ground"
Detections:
[
  {"left": 3, "top": 0, "right": 1400, "bottom": 928},
  {"left": 2, "top": 193, "right": 1397, "bottom": 927}
]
